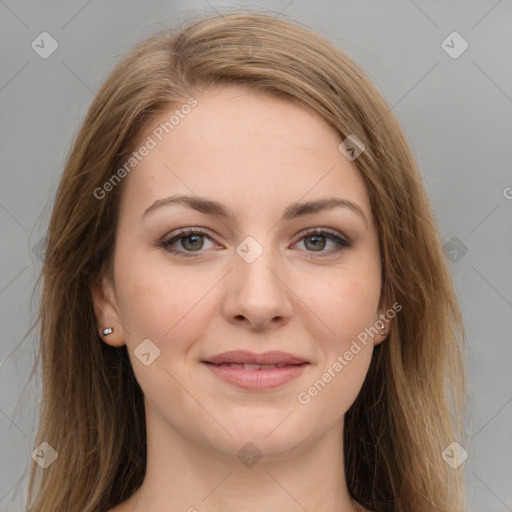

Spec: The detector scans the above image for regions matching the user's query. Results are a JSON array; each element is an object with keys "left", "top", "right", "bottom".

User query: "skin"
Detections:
[{"left": 93, "top": 85, "right": 391, "bottom": 512}]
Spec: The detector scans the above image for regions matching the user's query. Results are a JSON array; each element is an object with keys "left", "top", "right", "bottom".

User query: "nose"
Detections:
[{"left": 223, "top": 245, "right": 293, "bottom": 331}]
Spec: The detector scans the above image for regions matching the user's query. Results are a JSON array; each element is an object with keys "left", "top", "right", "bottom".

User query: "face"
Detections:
[{"left": 93, "top": 85, "right": 390, "bottom": 459}]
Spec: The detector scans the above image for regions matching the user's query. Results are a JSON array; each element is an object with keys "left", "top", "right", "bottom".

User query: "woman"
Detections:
[{"left": 26, "top": 10, "right": 470, "bottom": 512}]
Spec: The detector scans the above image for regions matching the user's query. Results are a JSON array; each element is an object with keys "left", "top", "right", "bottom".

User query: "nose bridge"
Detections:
[
  {"left": 235, "top": 234, "right": 283, "bottom": 298},
  {"left": 226, "top": 233, "right": 292, "bottom": 327}
]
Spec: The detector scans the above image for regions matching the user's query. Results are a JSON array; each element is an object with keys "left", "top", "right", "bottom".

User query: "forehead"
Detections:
[{"left": 118, "top": 85, "right": 373, "bottom": 225}]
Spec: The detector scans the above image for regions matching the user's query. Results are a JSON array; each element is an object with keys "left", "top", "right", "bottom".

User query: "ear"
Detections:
[
  {"left": 374, "top": 300, "right": 394, "bottom": 346},
  {"left": 91, "top": 269, "right": 126, "bottom": 347}
]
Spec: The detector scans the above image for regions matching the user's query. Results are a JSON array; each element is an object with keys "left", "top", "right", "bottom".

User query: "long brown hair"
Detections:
[{"left": 26, "top": 9, "right": 470, "bottom": 511}]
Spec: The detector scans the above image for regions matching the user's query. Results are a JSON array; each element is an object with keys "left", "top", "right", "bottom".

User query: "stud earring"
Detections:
[
  {"left": 101, "top": 327, "right": 114, "bottom": 336},
  {"left": 380, "top": 330, "right": 387, "bottom": 336}
]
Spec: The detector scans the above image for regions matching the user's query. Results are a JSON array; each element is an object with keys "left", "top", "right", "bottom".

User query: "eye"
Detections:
[
  {"left": 158, "top": 228, "right": 217, "bottom": 258},
  {"left": 158, "top": 227, "right": 351, "bottom": 258},
  {"left": 292, "top": 227, "right": 352, "bottom": 257}
]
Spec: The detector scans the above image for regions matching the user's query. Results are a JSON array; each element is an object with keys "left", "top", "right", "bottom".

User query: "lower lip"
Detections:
[{"left": 203, "top": 362, "right": 309, "bottom": 390}]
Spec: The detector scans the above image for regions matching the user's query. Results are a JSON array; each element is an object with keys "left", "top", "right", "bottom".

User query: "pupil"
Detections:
[
  {"left": 184, "top": 235, "right": 203, "bottom": 251},
  {"left": 306, "top": 235, "right": 325, "bottom": 251}
]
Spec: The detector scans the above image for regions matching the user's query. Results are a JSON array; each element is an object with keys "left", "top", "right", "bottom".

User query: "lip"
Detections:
[
  {"left": 201, "top": 350, "right": 310, "bottom": 390},
  {"left": 203, "top": 362, "right": 309, "bottom": 390},
  {"left": 203, "top": 350, "right": 309, "bottom": 366}
]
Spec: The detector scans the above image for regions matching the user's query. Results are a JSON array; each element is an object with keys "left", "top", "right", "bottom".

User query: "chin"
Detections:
[{"left": 213, "top": 415, "right": 315, "bottom": 459}]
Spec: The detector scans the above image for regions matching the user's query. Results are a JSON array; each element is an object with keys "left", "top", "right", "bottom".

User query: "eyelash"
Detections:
[{"left": 158, "top": 227, "right": 352, "bottom": 259}]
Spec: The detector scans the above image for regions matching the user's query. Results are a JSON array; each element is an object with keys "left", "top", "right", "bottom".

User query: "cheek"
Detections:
[
  {"left": 294, "top": 263, "right": 380, "bottom": 410},
  {"left": 294, "top": 294, "right": 375, "bottom": 434},
  {"left": 298, "top": 343, "right": 373, "bottom": 422},
  {"left": 114, "top": 248, "right": 209, "bottom": 348},
  {"left": 337, "top": 275, "right": 381, "bottom": 335},
  {"left": 299, "top": 264, "right": 382, "bottom": 347},
  {"left": 113, "top": 258, "right": 208, "bottom": 404}
]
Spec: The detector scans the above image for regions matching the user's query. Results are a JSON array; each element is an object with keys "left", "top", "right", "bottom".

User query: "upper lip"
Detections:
[{"left": 203, "top": 350, "right": 309, "bottom": 366}]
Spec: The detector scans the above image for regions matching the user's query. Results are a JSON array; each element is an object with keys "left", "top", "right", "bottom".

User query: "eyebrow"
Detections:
[{"left": 142, "top": 194, "right": 368, "bottom": 228}]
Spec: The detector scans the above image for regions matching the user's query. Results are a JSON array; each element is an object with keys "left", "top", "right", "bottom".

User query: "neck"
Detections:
[{"left": 125, "top": 407, "right": 359, "bottom": 512}]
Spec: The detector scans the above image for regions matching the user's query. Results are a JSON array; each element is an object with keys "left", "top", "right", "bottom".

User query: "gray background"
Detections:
[{"left": 1, "top": 1, "right": 511, "bottom": 510}]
